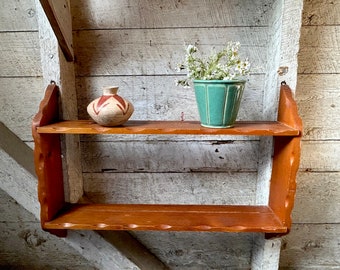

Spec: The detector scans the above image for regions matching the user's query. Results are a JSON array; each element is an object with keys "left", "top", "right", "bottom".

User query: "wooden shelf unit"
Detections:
[
  {"left": 37, "top": 120, "right": 299, "bottom": 136},
  {"left": 32, "top": 83, "right": 302, "bottom": 237}
]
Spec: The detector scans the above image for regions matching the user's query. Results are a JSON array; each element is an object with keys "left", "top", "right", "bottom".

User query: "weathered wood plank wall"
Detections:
[
  {"left": 279, "top": 1, "right": 340, "bottom": 269},
  {"left": 71, "top": 0, "right": 269, "bottom": 112},
  {"left": 70, "top": 0, "right": 280, "bottom": 269},
  {"left": 1, "top": 0, "right": 339, "bottom": 269},
  {"left": 0, "top": 0, "right": 82, "bottom": 267},
  {"left": 0, "top": 151, "right": 97, "bottom": 270},
  {"left": 0, "top": 4, "right": 43, "bottom": 142},
  {"left": 0, "top": 1, "right": 141, "bottom": 269}
]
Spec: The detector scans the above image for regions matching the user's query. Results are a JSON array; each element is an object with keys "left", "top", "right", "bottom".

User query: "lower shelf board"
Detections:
[{"left": 43, "top": 204, "right": 287, "bottom": 233}]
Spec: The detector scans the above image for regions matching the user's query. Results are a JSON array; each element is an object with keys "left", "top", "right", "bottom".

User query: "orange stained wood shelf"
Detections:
[
  {"left": 44, "top": 204, "right": 286, "bottom": 233},
  {"left": 32, "top": 82, "right": 302, "bottom": 237},
  {"left": 37, "top": 120, "right": 300, "bottom": 136}
]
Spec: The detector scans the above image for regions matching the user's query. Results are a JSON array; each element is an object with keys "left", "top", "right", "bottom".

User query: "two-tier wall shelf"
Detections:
[{"left": 32, "top": 82, "right": 302, "bottom": 238}]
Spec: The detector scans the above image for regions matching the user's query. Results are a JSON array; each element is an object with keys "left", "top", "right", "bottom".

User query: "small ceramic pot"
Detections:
[
  {"left": 193, "top": 80, "right": 246, "bottom": 128},
  {"left": 87, "top": 86, "right": 134, "bottom": 126}
]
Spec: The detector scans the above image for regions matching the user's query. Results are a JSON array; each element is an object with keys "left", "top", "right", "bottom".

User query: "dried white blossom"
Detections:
[{"left": 176, "top": 42, "right": 251, "bottom": 87}]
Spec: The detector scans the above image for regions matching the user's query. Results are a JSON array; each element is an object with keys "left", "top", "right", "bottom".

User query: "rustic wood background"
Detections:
[
  {"left": 72, "top": 1, "right": 270, "bottom": 268},
  {"left": 279, "top": 0, "right": 340, "bottom": 267},
  {"left": 0, "top": 0, "right": 339, "bottom": 269}
]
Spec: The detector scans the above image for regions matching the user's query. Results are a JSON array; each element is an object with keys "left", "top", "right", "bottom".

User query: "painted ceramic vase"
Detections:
[
  {"left": 87, "top": 86, "right": 134, "bottom": 126},
  {"left": 193, "top": 80, "right": 246, "bottom": 128}
]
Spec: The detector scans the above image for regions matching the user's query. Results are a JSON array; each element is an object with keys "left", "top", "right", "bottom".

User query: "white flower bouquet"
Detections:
[{"left": 177, "top": 42, "right": 251, "bottom": 87}]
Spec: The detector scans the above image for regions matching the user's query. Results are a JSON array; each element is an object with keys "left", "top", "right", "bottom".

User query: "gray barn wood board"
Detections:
[
  {"left": 71, "top": 0, "right": 303, "bottom": 269},
  {"left": 31, "top": 1, "right": 167, "bottom": 269},
  {"left": 130, "top": 231, "right": 254, "bottom": 270},
  {"left": 251, "top": 234, "right": 282, "bottom": 270},
  {"left": 296, "top": 74, "right": 340, "bottom": 140},
  {"left": 0, "top": 32, "right": 41, "bottom": 77},
  {"left": 279, "top": 0, "right": 340, "bottom": 268},
  {"left": 39, "top": 0, "right": 74, "bottom": 61},
  {"left": 83, "top": 172, "right": 256, "bottom": 205},
  {"left": 298, "top": 26, "right": 340, "bottom": 74},
  {"left": 302, "top": 0, "right": 340, "bottom": 25},
  {"left": 72, "top": 28, "right": 267, "bottom": 77},
  {"left": 293, "top": 172, "right": 340, "bottom": 223},
  {"left": 5, "top": 0, "right": 340, "bottom": 269},
  {"left": 0, "top": 191, "right": 97, "bottom": 270},
  {"left": 299, "top": 45, "right": 340, "bottom": 74},
  {"left": 0, "top": 129, "right": 143, "bottom": 269},
  {"left": 0, "top": 0, "right": 38, "bottom": 31},
  {"left": 81, "top": 140, "right": 259, "bottom": 173},
  {"left": 262, "top": 0, "right": 285, "bottom": 119},
  {"left": 300, "top": 141, "right": 340, "bottom": 171},
  {"left": 76, "top": 74, "right": 264, "bottom": 122},
  {"left": 257, "top": 0, "right": 303, "bottom": 210},
  {"left": 0, "top": 0, "right": 146, "bottom": 268},
  {"left": 71, "top": 0, "right": 271, "bottom": 29},
  {"left": 280, "top": 224, "right": 340, "bottom": 269},
  {"left": 0, "top": 77, "right": 44, "bottom": 142},
  {"left": 0, "top": 150, "right": 39, "bottom": 219},
  {"left": 35, "top": 0, "right": 83, "bottom": 203}
]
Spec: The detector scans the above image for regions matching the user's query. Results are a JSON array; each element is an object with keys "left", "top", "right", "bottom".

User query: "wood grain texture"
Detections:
[
  {"left": 0, "top": 190, "right": 97, "bottom": 270},
  {"left": 268, "top": 84, "right": 302, "bottom": 232},
  {"left": 83, "top": 172, "right": 256, "bottom": 205},
  {"left": 75, "top": 75, "right": 264, "bottom": 122},
  {"left": 31, "top": 86, "right": 301, "bottom": 236},
  {"left": 98, "top": 231, "right": 168, "bottom": 270},
  {"left": 280, "top": 1, "right": 340, "bottom": 268},
  {"left": 277, "top": 84, "right": 303, "bottom": 131},
  {"left": 0, "top": 0, "right": 38, "bottom": 31},
  {"left": 255, "top": 136, "right": 273, "bottom": 205},
  {"left": 66, "top": 230, "right": 143, "bottom": 270},
  {"left": 0, "top": 122, "right": 36, "bottom": 177},
  {"left": 70, "top": 14, "right": 302, "bottom": 270},
  {"left": 73, "top": 28, "right": 267, "bottom": 76},
  {"left": 277, "top": 0, "right": 303, "bottom": 91},
  {"left": 25, "top": 0, "right": 306, "bottom": 266},
  {"left": 300, "top": 141, "right": 340, "bottom": 172},
  {"left": 44, "top": 204, "right": 287, "bottom": 233},
  {"left": 0, "top": 77, "right": 44, "bottom": 142},
  {"left": 1, "top": 148, "right": 140, "bottom": 270},
  {"left": 293, "top": 172, "right": 340, "bottom": 223},
  {"left": 0, "top": 149, "right": 40, "bottom": 220},
  {"left": 280, "top": 224, "right": 340, "bottom": 269},
  {"left": 37, "top": 120, "right": 300, "bottom": 136},
  {"left": 296, "top": 74, "right": 340, "bottom": 140},
  {"left": 80, "top": 140, "right": 259, "bottom": 173},
  {"left": 262, "top": 0, "right": 282, "bottom": 120},
  {"left": 252, "top": 234, "right": 282, "bottom": 270},
  {"left": 0, "top": 32, "right": 41, "bottom": 77},
  {"left": 302, "top": 0, "right": 340, "bottom": 25},
  {"left": 36, "top": 1, "right": 83, "bottom": 203},
  {"left": 32, "top": 84, "right": 66, "bottom": 236},
  {"left": 71, "top": 0, "right": 271, "bottom": 29},
  {"left": 298, "top": 26, "right": 340, "bottom": 74},
  {"left": 131, "top": 231, "right": 253, "bottom": 270},
  {"left": 268, "top": 136, "right": 301, "bottom": 231},
  {"left": 39, "top": 0, "right": 74, "bottom": 61}
]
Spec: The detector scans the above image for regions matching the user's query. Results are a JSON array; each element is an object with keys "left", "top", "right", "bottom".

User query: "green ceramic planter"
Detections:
[{"left": 193, "top": 80, "right": 246, "bottom": 128}]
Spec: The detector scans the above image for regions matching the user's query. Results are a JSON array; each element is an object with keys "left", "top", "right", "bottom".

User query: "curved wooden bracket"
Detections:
[
  {"left": 32, "top": 83, "right": 66, "bottom": 237},
  {"left": 277, "top": 82, "right": 303, "bottom": 131},
  {"left": 267, "top": 83, "right": 302, "bottom": 237}
]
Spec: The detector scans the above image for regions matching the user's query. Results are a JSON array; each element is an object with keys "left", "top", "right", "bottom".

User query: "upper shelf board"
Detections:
[{"left": 37, "top": 120, "right": 300, "bottom": 136}]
